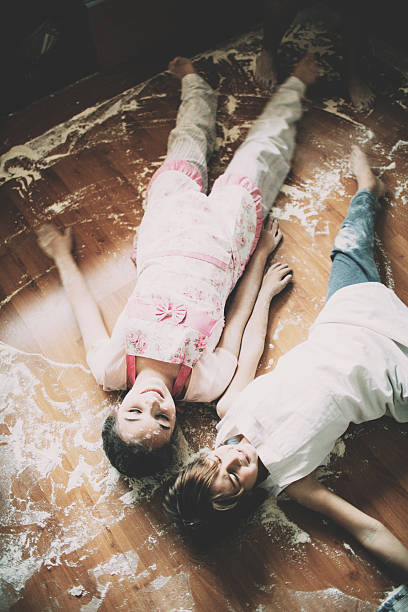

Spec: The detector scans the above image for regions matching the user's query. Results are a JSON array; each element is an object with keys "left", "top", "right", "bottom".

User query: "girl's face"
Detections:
[
  {"left": 206, "top": 438, "right": 259, "bottom": 496},
  {"left": 116, "top": 377, "right": 176, "bottom": 449}
]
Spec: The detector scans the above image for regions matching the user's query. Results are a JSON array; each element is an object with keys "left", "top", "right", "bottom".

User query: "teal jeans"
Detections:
[{"left": 326, "top": 189, "right": 382, "bottom": 301}]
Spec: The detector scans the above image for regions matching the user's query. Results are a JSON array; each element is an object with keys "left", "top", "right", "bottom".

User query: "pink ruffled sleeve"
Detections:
[
  {"left": 212, "top": 173, "right": 264, "bottom": 257},
  {"left": 147, "top": 159, "right": 203, "bottom": 196}
]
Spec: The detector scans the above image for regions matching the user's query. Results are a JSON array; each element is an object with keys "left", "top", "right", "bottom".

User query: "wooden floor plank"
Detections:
[{"left": 1, "top": 20, "right": 408, "bottom": 612}]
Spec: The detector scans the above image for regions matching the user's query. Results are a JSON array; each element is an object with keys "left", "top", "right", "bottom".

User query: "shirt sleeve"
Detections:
[
  {"left": 86, "top": 308, "right": 128, "bottom": 391},
  {"left": 183, "top": 347, "right": 238, "bottom": 402}
]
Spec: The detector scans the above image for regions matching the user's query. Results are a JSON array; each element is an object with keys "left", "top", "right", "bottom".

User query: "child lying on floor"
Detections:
[
  {"left": 165, "top": 145, "right": 408, "bottom": 579},
  {"left": 37, "top": 55, "right": 319, "bottom": 477}
]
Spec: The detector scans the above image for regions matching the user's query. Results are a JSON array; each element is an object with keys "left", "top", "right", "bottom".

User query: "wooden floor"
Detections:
[{"left": 1, "top": 19, "right": 408, "bottom": 612}]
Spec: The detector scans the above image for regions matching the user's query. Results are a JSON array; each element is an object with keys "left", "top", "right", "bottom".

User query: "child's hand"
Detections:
[
  {"left": 258, "top": 217, "right": 283, "bottom": 254},
  {"left": 261, "top": 261, "right": 292, "bottom": 300},
  {"left": 36, "top": 223, "right": 73, "bottom": 261}
]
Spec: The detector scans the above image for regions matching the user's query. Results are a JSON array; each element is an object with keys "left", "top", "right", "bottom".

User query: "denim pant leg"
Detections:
[{"left": 326, "top": 189, "right": 381, "bottom": 301}]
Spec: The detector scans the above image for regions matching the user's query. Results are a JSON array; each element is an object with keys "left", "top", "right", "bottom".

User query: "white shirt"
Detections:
[{"left": 215, "top": 283, "right": 408, "bottom": 496}]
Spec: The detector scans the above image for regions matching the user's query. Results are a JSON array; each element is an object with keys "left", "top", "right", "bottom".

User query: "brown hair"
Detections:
[
  {"left": 164, "top": 449, "right": 246, "bottom": 529},
  {"left": 102, "top": 415, "right": 174, "bottom": 478}
]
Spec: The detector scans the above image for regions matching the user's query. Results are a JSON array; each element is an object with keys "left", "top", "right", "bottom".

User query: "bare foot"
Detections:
[
  {"left": 258, "top": 217, "right": 283, "bottom": 254},
  {"left": 36, "top": 223, "right": 73, "bottom": 260},
  {"left": 348, "top": 76, "right": 375, "bottom": 113},
  {"left": 292, "top": 53, "right": 320, "bottom": 87},
  {"left": 349, "top": 145, "right": 385, "bottom": 197},
  {"left": 168, "top": 57, "right": 196, "bottom": 79},
  {"left": 255, "top": 49, "right": 278, "bottom": 89},
  {"left": 261, "top": 261, "right": 293, "bottom": 299}
]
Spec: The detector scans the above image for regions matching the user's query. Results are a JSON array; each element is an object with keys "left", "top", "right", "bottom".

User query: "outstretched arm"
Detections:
[
  {"left": 217, "top": 259, "right": 292, "bottom": 418},
  {"left": 287, "top": 473, "right": 408, "bottom": 580},
  {"left": 36, "top": 224, "right": 109, "bottom": 352}
]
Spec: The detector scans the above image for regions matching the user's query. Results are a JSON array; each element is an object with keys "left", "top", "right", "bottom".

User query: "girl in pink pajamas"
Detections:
[{"left": 37, "top": 55, "right": 319, "bottom": 478}]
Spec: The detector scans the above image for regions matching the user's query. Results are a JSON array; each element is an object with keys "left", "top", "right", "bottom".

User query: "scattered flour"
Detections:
[
  {"left": 0, "top": 341, "right": 135, "bottom": 607},
  {"left": 0, "top": 266, "right": 54, "bottom": 309},
  {"left": 91, "top": 551, "right": 139, "bottom": 580},
  {"left": 343, "top": 542, "right": 356, "bottom": 556},
  {"left": 321, "top": 99, "right": 363, "bottom": 126},
  {"left": 0, "top": 84, "right": 150, "bottom": 188},
  {"left": 272, "top": 319, "right": 285, "bottom": 341},
  {"left": 375, "top": 234, "right": 395, "bottom": 289},
  {"left": 257, "top": 496, "right": 311, "bottom": 547},
  {"left": 274, "top": 163, "right": 346, "bottom": 238},
  {"left": 1, "top": 23, "right": 405, "bottom": 612},
  {"left": 80, "top": 585, "right": 110, "bottom": 612},
  {"left": 149, "top": 575, "right": 172, "bottom": 590},
  {"left": 391, "top": 140, "right": 408, "bottom": 154},
  {"left": 331, "top": 438, "right": 346, "bottom": 458},
  {"left": 285, "top": 586, "right": 377, "bottom": 610},
  {"left": 225, "top": 95, "right": 238, "bottom": 115},
  {"left": 393, "top": 179, "right": 408, "bottom": 208},
  {"left": 68, "top": 584, "right": 87, "bottom": 597},
  {"left": 332, "top": 225, "right": 360, "bottom": 253}
]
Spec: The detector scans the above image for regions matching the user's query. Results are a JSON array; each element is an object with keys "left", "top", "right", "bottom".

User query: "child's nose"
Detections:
[
  {"left": 225, "top": 454, "right": 239, "bottom": 470},
  {"left": 150, "top": 401, "right": 163, "bottom": 414}
]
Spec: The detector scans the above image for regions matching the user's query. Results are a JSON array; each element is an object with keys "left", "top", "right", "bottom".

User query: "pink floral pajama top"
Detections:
[{"left": 87, "top": 160, "right": 263, "bottom": 401}]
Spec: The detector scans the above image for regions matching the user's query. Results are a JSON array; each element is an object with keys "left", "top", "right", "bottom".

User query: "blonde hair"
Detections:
[{"left": 164, "top": 449, "right": 246, "bottom": 529}]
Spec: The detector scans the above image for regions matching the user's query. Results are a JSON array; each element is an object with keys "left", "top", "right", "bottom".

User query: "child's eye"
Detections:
[
  {"left": 157, "top": 413, "right": 169, "bottom": 421},
  {"left": 129, "top": 408, "right": 142, "bottom": 413},
  {"left": 229, "top": 471, "right": 240, "bottom": 487}
]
